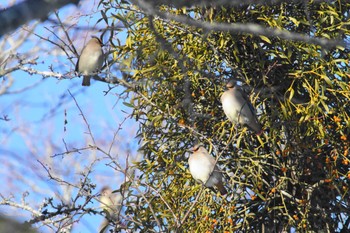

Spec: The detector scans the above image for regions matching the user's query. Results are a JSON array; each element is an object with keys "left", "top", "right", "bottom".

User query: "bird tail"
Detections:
[
  {"left": 256, "top": 129, "right": 263, "bottom": 136},
  {"left": 216, "top": 182, "right": 228, "bottom": 195},
  {"left": 82, "top": 75, "right": 90, "bottom": 86},
  {"left": 247, "top": 121, "right": 263, "bottom": 136}
]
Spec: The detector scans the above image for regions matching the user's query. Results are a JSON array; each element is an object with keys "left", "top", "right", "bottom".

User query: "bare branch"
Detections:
[
  {"left": 134, "top": 0, "right": 344, "bottom": 48},
  {"left": 141, "top": 0, "right": 333, "bottom": 8},
  {"left": 0, "top": 0, "right": 80, "bottom": 37}
]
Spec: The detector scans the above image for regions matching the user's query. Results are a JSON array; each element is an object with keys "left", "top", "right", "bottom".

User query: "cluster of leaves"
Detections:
[{"left": 102, "top": 1, "right": 350, "bottom": 232}]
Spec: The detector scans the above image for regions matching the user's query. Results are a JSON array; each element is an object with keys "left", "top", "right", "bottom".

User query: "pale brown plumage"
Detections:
[
  {"left": 188, "top": 144, "right": 227, "bottom": 195},
  {"left": 221, "top": 80, "right": 263, "bottom": 135},
  {"left": 99, "top": 186, "right": 122, "bottom": 232},
  {"left": 75, "top": 36, "right": 104, "bottom": 86},
  {"left": 100, "top": 186, "right": 122, "bottom": 218}
]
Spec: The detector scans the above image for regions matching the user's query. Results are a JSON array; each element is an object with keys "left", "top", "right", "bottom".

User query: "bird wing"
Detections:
[
  {"left": 236, "top": 87, "right": 258, "bottom": 119},
  {"left": 75, "top": 57, "right": 80, "bottom": 72},
  {"left": 236, "top": 87, "right": 263, "bottom": 134}
]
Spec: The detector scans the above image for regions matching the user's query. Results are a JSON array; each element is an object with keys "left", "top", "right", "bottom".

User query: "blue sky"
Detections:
[{"left": 0, "top": 1, "right": 138, "bottom": 232}]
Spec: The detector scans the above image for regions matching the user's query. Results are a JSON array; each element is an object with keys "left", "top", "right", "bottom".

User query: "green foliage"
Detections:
[{"left": 103, "top": 1, "right": 350, "bottom": 232}]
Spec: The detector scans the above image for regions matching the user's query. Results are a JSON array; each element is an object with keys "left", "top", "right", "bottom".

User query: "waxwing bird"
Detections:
[
  {"left": 99, "top": 186, "right": 122, "bottom": 232},
  {"left": 220, "top": 80, "right": 263, "bottom": 135},
  {"left": 100, "top": 186, "right": 122, "bottom": 219},
  {"left": 188, "top": 144, "right": 227, "bottom": 195},
  {"left": 75, "top": 36, "right": 104, "bottom": 86}
]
